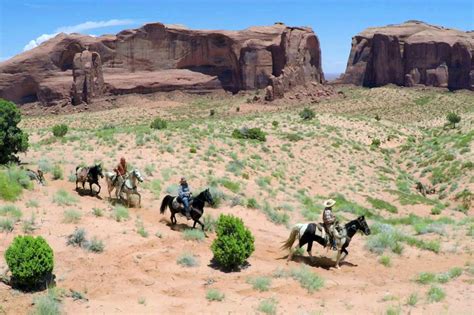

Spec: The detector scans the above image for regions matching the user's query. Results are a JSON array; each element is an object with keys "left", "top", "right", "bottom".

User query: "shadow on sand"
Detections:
[
  {"left": 280, "top": 254, "right": 358, "bottom": 270},
  {"left": 75, "top": 187, "right": 103, "bottom": 199}
]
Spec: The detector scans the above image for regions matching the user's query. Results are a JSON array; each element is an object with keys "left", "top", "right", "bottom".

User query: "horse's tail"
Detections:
[
  {"left": 160, "top": 195, "right": 173, "bottom": 214},
  {"left": 281, "top": 223, "right": 305, "bottom": 250}
]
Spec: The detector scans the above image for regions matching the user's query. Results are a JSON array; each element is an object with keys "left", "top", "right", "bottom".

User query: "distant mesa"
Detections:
[
  {"left": 340, "top": 21, "right": 474, "bottom": 90},
  {"left": 0, "top": 22, "right": 324, "bottom": 106}
]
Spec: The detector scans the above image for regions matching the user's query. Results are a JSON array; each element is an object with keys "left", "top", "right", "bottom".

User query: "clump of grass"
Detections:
[
  {"left": 22, "top": 214, "right": 36, "bottom": 234},
  {"left": 247, "top": 276, "right": 271, "bottom": 292},
  {"left": 232, "top": 127, "right": 266, "bottom": 142},
  {"left": 427, "top": 286, "right": 445, "bottom": 302},
  {"left": 32, "top": 290, "right": 61, "bottom": 315},
  {"left": 290, "top": 265, "right": 324, "bottom": 293},
  {"left": 0, "top": 204, "right": 22, "bottom": 220},
  {"left": 203, "top": 214, "right": 217, "bottom": 232},
  {"left": 183, "top": 229, "right": 205, "bottom": 241},
  {"left": 406, "top": 292, "right": 418, "bottom": 306},
  {"left": 299, "top": 107, "right": 315, "bottom": 120},
  {"left": 52, "top": 164, "right": 63, "bottom": 180},
  {"left": 262, "top": 202, "right": 289, "bottom": 225},
  {"left": 416, "top": 267, "right": 462, "bottom": 285},
  {"left": 136, "top": 218, "right": 149, "bottom": 238},
  {"left": 246, "top": 198, "right": 259, "bottom": 209},
  {"left": 177, "top": 253, "right": 198, "bottom": 267},
  {"left": 53, "top": 189, "right": 77, "bottom": 206},
  {"left": 257, "top": 298, "right": 277, "bottom": 315},
  {"left": 26, "top": 199, "right": 39, "bottom": 208},
  {"left": 379, "top": 255, "right": 392, "bottom": 267},
  {"left": 219, "top": 178, "right": 240, "bottom": 193},
  {"left": 206, "top": 289, "right": 224, "bottom": 301},
  {"left": 67, "top": 228, "right": 88, "bottom": 247},
  {"left": 0, "top": 218, "right": 14, "bottom": 232},
  {"left": 386, "top": 306, "right": 401, "bottom": 315},
  {"left": 150, "top": 117, "right": 167, "bottom": 130},
  {"left": 0, "top": 166, "right": 31, "bottom": 201},
  {"left": 112, "top": 205, "right": 129, "bottom": 222},
  {"left": 63, "top": 209, "right": 82, "bottom": 223},
  {"left": 416, "top": 272, "right": 436, "bottom": 284},
  {"left": 87, "top": 237, "right": 105, "bottom": 253},
  {"left": 367, "top": 197, "right": 398, "bottom": 213},
  {"left": 92, "top": 208, "right": 104, "bottom": 217},
  {"left": 365, "top": 223, "right": 404, "bottom": 255}
]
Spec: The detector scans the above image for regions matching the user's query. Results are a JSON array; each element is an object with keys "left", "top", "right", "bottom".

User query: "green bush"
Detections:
[
  {"left": 299, "top": 107, "right": 315, "bottom": 121},
  {"left": 446, "top": 112, "right": 461, "bottom": 129},
  {"left": 0, "top": 166, "right": 32, "bottom": 201},
  {"left": 206, "top": 289, "right": 225, "bottom": 301},
  {"left": 5, "top": 236, "right": 54, "bottom": 289},
  {"left": 211, "top": 214, "right": 255, "bottom": 270},
  {"left": 232, "top": 127, "right": 266, "bottom": 142},
  {"left": 150, "top": 117, "right": 167, "bottom": 130},
  {"left": 52, "top": 164, "right": 63, "bottom": 180},
  {"left": 177, "top": 253, "right": 198, "bottom": 267},
  {"left": 0, "top": 99, "right": 29, "bottom": 164},
  {"left": 183, "top": 229, "right": 205, "bottom": 241},
  {"left": 52, "top": 124, "right": 68, "bottom": 137}
]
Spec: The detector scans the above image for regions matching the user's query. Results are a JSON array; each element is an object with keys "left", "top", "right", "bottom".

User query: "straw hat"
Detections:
[{"left": 323, "top": 199, "right": 336, "bottom": 208}]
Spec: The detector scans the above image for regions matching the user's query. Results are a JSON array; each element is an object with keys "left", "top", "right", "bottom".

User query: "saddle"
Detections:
[{"left": 172, "top": 197, "right": 200, "bottom": 217}]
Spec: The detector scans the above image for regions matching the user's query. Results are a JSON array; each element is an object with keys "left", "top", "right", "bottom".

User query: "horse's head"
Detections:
[
  {"left": 132, "top": 169, "right": 144, "bottom": 183},
  {"left": 96, "top": 164, "right": 104, "bottom": 178},
  {"left": 203, "top": 188, "right": 214, "bottom": 205},
  {"left": 357, "top": 216, "right": 371, "bottom": 235}
]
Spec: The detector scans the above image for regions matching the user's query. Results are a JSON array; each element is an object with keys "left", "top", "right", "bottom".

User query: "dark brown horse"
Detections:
[
  {"left": 75, "top": 164, "right": 104, "bottom": 195},
  {"left": 160, "top": 189, "right": 214, "bottom": 230}
]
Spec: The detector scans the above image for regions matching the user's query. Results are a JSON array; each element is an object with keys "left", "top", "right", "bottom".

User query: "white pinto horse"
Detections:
[{"left": 105, "top": 169, "right": 144, "bottom": 207}]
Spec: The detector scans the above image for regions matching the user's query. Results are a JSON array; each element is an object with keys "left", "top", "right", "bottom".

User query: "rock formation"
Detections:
[
  {"left": 0, "top": 22, "right": 324, "bottom": 106},
  {"left": 340, "top": 21, "right": 474, "bottom": 90}
]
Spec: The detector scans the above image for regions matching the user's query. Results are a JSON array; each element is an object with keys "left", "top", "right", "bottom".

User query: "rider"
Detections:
[
  {"left": 113, "top": 157, "right": 128, "bottom": 194},
  {"left": 322, "top": 199, "right": 341, "bottom": 250},
  {"left": 178, "top": 177, "right": 192, "bottom": 220}
]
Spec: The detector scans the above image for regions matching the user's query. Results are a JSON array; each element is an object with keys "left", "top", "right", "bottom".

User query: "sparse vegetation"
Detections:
[
  {"left": 0, "top": 99, "right": 29, "bottom": 164},
  {"left": 150, "top": 117, "right": 167, "bottom": 130},
  {"left": 232, "top": 127, "right": 266, "bottom": 142},
  {"left": 248, "top": 276, "right": 271, "bottom": 292},
  {"left": 206, "top": 289, "right": 225, "bottom": 301},
  {"left": 177, "top": 253, "right": 198, "bottom": 267},
  {"left": 52, "top": 124, "right": 68, "bottom": 137},
  {"left": 112, "top": 205, "right": 129, "bottom": 222},
  {"left": 427, "top": 286, "right": 445, "bottom": 302},
  {"left": 183, "top": 229, "right": 205, "bottom": 241},
  {"left": 257, "top": 298, "right": 277, "bottom": 315},
  {"left": 63, "top": 209, "right": 82, "bottom": 223},
  {"left": 299, "top": 107, "right": 315, "bottom": 120},
  {"left": 290, "top": 265, "right": 325, "bottom": 293},
  {"left": 53, "top": 189, "right": 77, "bottom": 206}
]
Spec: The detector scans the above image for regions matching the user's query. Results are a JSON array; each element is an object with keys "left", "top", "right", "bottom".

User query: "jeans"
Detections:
[{"left": 182, "top": 197, "right": 190, "bottom": 212}]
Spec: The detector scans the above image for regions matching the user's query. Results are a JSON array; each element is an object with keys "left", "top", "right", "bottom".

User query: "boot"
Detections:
[{"left": 185, "top": 207, "right": 191, "bottom": 220}]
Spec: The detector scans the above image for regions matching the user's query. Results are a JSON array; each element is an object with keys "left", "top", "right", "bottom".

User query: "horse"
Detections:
[
  {"left": 26, "top": 169, "right": 45, "bottom": 186},
  {"left": 281, "top": 216, "right": 371, "bottom": 269},
  {"left": 75, "top": 164, "right": 104, "bottom": 195},
  {"left": 105, "top": 169, "right": 144, "bottom": 207},
  {"left": 160, "top": 188, "right": 214, "bottom": 231}
]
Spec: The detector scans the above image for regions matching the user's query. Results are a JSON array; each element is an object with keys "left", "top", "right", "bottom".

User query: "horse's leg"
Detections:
[
  {"left": 307, "top": 240, "right": 315, "bottom": 262},
  {"left": 136, "top": 192, "right": 141, "bottom": 208},
  {"left": 89, "top": 181, "right": 93, "bottom": 195},
  {"left": 96, "top": 183, "right": 101, "bottom": 195},
  {"left": 335, "top": 250, "right": 342, "bottom": 269}
]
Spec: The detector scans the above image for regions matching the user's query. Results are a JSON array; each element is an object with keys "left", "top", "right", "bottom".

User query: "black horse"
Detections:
[
  {"left": 282, "top": 216, "right": 371, "bottom": 269},
  {"left": 75, "top": 164, "right": 104, "bottom": 195},
  {"left": 160, "top": 189, "right": 214, "bottom": 230}
]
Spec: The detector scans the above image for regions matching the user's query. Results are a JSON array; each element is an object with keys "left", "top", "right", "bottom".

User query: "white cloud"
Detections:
[{"left": 23, "top": 19, "right": 135, "bottom": 51}]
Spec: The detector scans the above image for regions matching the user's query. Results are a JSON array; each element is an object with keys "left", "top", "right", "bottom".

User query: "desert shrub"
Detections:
[
  {"left": 38, "top": 158, "right": 53, "bottom": 173},
  {"left": 272, "top": 120, "right": 279, "bottom": 127},
  {"left": 0, "top": 218, "right": 14, "bottom": 232},
  {"left": 136, "top": 218, "right": 149, "bottom": 238},
  {"left": 446, "top": 112, "right": 461, "bottom": 129},
  {"left": 367, "top": 197, "right": 398, "bottom": 213},
  {"left": 52, "top": 124, "right": 68, "bottom": 137},
  {"left": 379, "top": 255, "right": 391, "bottom": 267},
  {"left": 150, "top": 117, "right": 167, "bottom": 130},
  {"left": 87, "top": 237, "right": 105, "bottom": 253},
  {"left": 246, "top": 197, "right": 259, "bottom": 209},
  {"left": 206, "top": 289, "right": 224, "bottom": 301},
  {"left": 203, "top": 214, "right": 217, "bottom": 232},
  {"left": 177, "top": 253, "right": 198, "bottom": 267},
  {"left": 112, "top": 205, "right": 129, "bottom": 222},
  {"left": 0, "top": 166, "right": 31, "bottom": 201},
  {"left": 258, "top": 298, "right": 278, "bottom": 315},
  {"left": 0, "top": 204, "right": 23, "bottom": 220},
  {"left": 5, "top": 235, "right": 54, "bottom": 289},
  {"left": 66, "top": 228, "right": 88, "bottom": 247},
  {"left": 232, "top": 127, "right": 266, "bottom": 142},
  {"left": 299, "top": 107, "right": 315, "bottom": 121},
  {"left": 371, "top": 138, "right": 381, "bottom": 148},
  {"left": 247, "top": 276, "right": 271, "bottom": 292},
  {"left": 219, "top": 177, "right": 240, "bottom": 193},
  {"left": 290, "top": 265, "right": 324, "bottom": 293},
  {"left": 183, "top": 229, "right": 205, "bottom": 241},
  {"left": 92, "top": 208, "right": 103, "bottom": 217},
  {"left": 63, "top": 209, "right": 81, "bottom": 223},
  {"left": 427, "top": 286, "right": 445, "bottom": 302},
  {"left": 407, "top": 292, "right": 418, "bottom": 306},
  {"left": 52, "top": 164, "right": 63, "bottom": 180},
  {"left": 32, "top": 290, "right": 61, "bottom": 315},
  {"left": 22, "top": 214, "right": 36, "bottom": 234},
  {"left": 53, "top": 189, "right": 77, "bottom": 206},
  {"left": 0, "top": 99, "right": 29, "bottom": 164},
  {"left": 211, "top": 214, "right": 255, "bottom": 270},
  {"left": 209, "top": 186, "right": 224, "bottom": 208}
]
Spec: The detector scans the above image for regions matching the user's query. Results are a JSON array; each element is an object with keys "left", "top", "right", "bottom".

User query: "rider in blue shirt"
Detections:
[{"left": 178, "top": 177, "right": 192, "bottom": 220}]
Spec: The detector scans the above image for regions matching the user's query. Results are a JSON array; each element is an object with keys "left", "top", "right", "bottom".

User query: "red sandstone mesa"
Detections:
[
  {"left": 0, "top": 22, "right": 324, "bottom": 106},
  {"left": 340, "top": 21, "right": 474, "bottom": 91}
]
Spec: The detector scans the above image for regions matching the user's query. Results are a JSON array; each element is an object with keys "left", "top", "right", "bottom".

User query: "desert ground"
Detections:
[{"left": 0, "top": 85, "right": 473, "bottom": 314}]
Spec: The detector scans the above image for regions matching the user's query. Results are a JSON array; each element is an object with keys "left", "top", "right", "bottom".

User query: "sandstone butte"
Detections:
[
  {"left": 0, "top": 22, "right": 324, "bottom": 106},
  {"left": 340, "top": 20, "right": 474, "bottom": 90}
]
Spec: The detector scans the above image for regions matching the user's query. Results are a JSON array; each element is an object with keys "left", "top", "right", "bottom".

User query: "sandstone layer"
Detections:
[
  {"left": 0, "top": 22, "right": 324, "bottom": 106},
  {"left": 341, "top": 21, "right": 474, "bottom": 90}
]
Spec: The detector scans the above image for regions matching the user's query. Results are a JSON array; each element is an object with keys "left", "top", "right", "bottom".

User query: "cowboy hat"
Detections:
[
  {"left": 180, "top": 177, "right": 187, "bottom": 183},
  {"left": 323, "top": 199, "right": 336, "bottom": 208}
]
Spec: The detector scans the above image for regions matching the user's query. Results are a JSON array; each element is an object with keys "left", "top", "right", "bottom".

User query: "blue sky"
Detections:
[{"left": 0, "top": 0, "right": 472, "bottom": 73}]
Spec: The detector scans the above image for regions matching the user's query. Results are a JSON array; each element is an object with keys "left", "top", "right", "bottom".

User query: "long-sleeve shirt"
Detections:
[
  {"left": 115, "top": 163, "right": 127, "bottom": 176},
  {"left": 323, "top": 208, "right": 335, "bottom": 225},
  {"left": 178, "top": 184, "right": 191, "bottom": 199}
]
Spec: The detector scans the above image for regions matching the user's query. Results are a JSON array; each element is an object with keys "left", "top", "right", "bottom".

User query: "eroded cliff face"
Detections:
[
  {"left": 341, "top": 21, "right": 474, "bottom": 90},
  {"left": 0, "top": 22, "right": 324, "bottom": 106}
]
